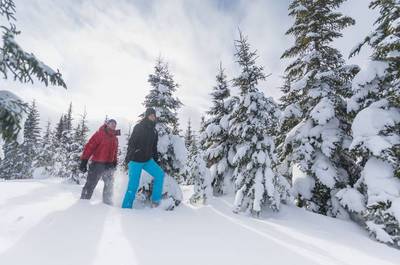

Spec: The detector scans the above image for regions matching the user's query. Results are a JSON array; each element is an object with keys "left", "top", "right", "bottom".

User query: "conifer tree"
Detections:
[
  {"left": 202, "top": 64, "right": 236, "bottom": 195},
  {"left": 20, "top": 100, "right": 41, "bottom": 178},
  {"left": 35, "top": 120, "right": 55, "bottom": 173},
  {"left": 229, "top": 32, "right": 290, "bottom": 215},
  {"left": 143, "top": 58, "right": 187, "bottom": 181},
  {"left": 184, "top": 119, "right": 195, "bottom": 150},
  {"left": 198, "top": 116, "right": 207, "bottom": 152},
  {"left": 188, "top": 137, "right": 212, "bottom": 205},
  {"left": 51, "top": 104, "right": 75, "bottom": 179},
  {"left": 0, "top": 139, "right": 22, "bottom": 179},
  {"left": 70, "top": 109, "right": 89, "bottom": 183},
  {"left": 345, "top": 0, "right": 400, "bottom": 247},
  {"left": 280, "top": 0, "right": 360, "bottom": 216}
]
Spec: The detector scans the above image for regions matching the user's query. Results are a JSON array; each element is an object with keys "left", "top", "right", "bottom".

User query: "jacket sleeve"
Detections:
[
  {"left": 152, "top": 131, "right": 159, "bottom": 162},
  {"left": 113, "top": 138, "right": 119, "bottom": 163},
  {"left": 81, "top": 131, "right": 101, "bottom": 160},
  {"left": 125, "top": 124, "right": 140, "bottom": 164}
]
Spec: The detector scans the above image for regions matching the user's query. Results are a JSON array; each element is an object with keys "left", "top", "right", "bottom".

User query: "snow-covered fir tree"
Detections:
[
  {"left": 280, "top": 0, "right": 360, "bottom": 216},
  {"left": 0, "top": 91, "right": 27, "bottom": 142},
  {"left": 0, "top": 139, "right": 23, "bottom": 179},
  {"left": 187, "top": 137, "right": 212, "bottom": 205},
  {"left": 182, "top": 119, "right": 197, "bottom": 184},
  {"left": 202, "top": 64, "right": 236, "bottom": 195},
  {"left": 198, "top": 116, "right": 207, "bottom": 152},
  {"left": 0, "top": 0, "right": 65, "bottom": 142},
  {"left": 184, "top": 119, "right": 195, "bottom": 150},
  {"left": 344, "top": 0, "right": 400, "bottom": 247},
  {"left": 51, "top": 115, "right": 66, "bottom": 177},
  {"left": 20, "top": 100, "right": 41, "bottom": 178},
  {"left": 51, "top": 104, "right": 75, "bottom": 179},
  {"left": 143, "top": 58, "right": 187, "bottom": 182},
  {"left": 35, "top": 120, "right": 55, "bottom": 173},
  {"left": 229, "top": 32, "right": 290, "bottom": 215},
  {"left": 69, "top": 109, "right": 89, "bottom": 183}
]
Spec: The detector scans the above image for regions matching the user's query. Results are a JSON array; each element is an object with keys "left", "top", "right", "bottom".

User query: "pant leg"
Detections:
[
  {"left": 102, "top": 168, "right": 115, "bottom": 205},
  {"left": 122, "top": 161, "right": 144, "bottom": 209},
  {"left": 80, "top": 163, "right": 103, "bottom": 200},
  {"left": 143, "top": 159, "right": 165, "bottom": 203}
]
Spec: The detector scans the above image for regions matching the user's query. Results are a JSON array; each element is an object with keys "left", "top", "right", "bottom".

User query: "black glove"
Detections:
[
  {"left": 79, "top": 159, "right": 88, "bottom": 173},
  {"left": 112, "top": 161, "right": 117, "bottom": 169}
]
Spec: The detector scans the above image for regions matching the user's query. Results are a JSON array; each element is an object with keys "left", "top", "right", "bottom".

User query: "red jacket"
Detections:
[{"left": 81, "top": 125, "right": 118, "bottom": 163}]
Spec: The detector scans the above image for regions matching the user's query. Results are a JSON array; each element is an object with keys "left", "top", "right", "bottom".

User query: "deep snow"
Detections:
[{"left": 0, "top": 176, "right": 399, "bottom": 265}]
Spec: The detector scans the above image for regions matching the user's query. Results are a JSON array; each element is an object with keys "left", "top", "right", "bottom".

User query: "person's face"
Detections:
[
  {"left": 107, "top": 121, "right": 117, "bottom": 130},
  {"left": 148, "top": 114, "right": 156, "bottom": 122}
]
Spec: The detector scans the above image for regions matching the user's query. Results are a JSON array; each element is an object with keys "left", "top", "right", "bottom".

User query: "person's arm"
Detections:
[
  {"left": 81, "top": 131, "right": 101, "bottom": 161},
  {"left": 113, "top": 137, "right": 119, "bottom": 166},
  {"left": 125, "top": 124, "right": 140, "bottom": 165},
  {"left": 152, "top": 131, "right": 159, "bottom": 162}
]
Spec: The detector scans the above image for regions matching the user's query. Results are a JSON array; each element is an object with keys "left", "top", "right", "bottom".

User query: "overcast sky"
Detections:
[{"left": 3, "top": 0, "right": 377, "bottom": 137}]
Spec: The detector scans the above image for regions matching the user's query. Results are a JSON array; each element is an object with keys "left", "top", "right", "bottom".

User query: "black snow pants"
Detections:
[{"left": 80, "top": 162, "right": 115, "bottom": 205}]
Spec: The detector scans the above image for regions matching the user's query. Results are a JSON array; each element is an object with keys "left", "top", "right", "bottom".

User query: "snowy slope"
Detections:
[{"left": 0, "top": 177, "right": 399, "bottom": 265}]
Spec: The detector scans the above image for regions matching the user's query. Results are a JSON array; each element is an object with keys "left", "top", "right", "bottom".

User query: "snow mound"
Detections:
[
  {"left": 336, "top": 187, "right": 366, "bottom": 213},
  {"left": 292, "top": 164, "right": 315, "bottom": 200},
  {"left": 351, "top": 104, "right": 400, "bottom": 156},
  {"left": 362, "top": 157, "right": 400, "bottom": 206}
]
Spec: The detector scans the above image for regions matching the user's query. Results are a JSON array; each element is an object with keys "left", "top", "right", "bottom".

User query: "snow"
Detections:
[
  {"left": 282, "top": 103, "right": 302, "bottom": 120},
  {"left": 362, "top": 157, "right": 400, "bottom": 206},
  {"left": 232, "top": 144, "right": 249, "bottom": 164},
  {"left": 292, "top": 163, "right": 315, "bottom": 200},
  {"left": 1, "top": 178, "right": 400, "bottom": 265},
  {"left": 291, "top": 75, "right": 308, "bottom": 91},
  {"left": 310, "top": 98, "right": 334, "bottom": 125},
  {"left": 311, "top": 153, "right": 337, "bottom": 189},
  {"left": 366, "top": 221, "right": 394, "bottom": 244},
  {"left": 205, "top": 123, "right": 221, "bottom": 137},
  {"left": 380, "top": 34, "right": 400, "bottom": 47},
  {"left": 32, "top": 167, "right": 51, "bottom": 179},
  {"left": 336, "top": 188, "right": 366, "bottom": 213},
  {"left": 388, "top": 198, "right": 400, "bottom": 224},
  {"left": 351, "top": 104, "right": 400, "bottom": 156},
  {"left": 351, "top": 60, "right": 388, "bottom": 88},
  {"left": 171, "top": 134, "right": 187, "bottom": 165},
  {"left": 157, "top": 134, "right": 170, "bottom": 154},
  {"left": 390, "top": 17, "right": 400, "bottom": 29},
  {"left": 219, "top": 114, "right": 229, "bottom": 130}
]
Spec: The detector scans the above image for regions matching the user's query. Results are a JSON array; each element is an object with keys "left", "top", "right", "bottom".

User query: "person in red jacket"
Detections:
[{"left": 79, "top": 119, "right": 119, "bottom": 205}]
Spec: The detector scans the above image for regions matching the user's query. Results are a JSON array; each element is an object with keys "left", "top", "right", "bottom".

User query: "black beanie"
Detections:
[{"left": 145, "top": 108, "right": 156, "bottom": 118}]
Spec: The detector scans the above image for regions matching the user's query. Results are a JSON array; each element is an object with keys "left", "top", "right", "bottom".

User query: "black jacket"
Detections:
[{"left": 125, "top": 119, "right": 158, "bottom": 164}]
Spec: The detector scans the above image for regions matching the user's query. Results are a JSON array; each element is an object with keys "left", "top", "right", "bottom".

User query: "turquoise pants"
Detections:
[{"left": 122, "top": 159, "right": 165, "bottom": 209}]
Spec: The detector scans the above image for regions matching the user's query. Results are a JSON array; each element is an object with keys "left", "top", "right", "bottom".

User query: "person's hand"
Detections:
[
  {"left": 112, "top": 161, "right": 117, "bottom": 169},
  {"left": 79, "top": 159, "right": 88, "bottom": 173}
]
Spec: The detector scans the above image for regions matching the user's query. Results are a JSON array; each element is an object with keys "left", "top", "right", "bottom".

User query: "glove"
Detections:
[{"left": 79, "top": 159, "right": 88, "bottom": 173}]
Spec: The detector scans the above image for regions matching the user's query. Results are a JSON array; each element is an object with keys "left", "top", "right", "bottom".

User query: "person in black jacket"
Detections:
[{"left": 122, "top": 108, "right": 165, "bottom": 208}]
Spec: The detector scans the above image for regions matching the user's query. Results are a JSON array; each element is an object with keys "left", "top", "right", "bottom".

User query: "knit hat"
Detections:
[
  {"left": 145, "top": 108, "right": 156, "bottom": 118},
  {"left": 106, "top": 118, "right": 117, "bottom": 125}
]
